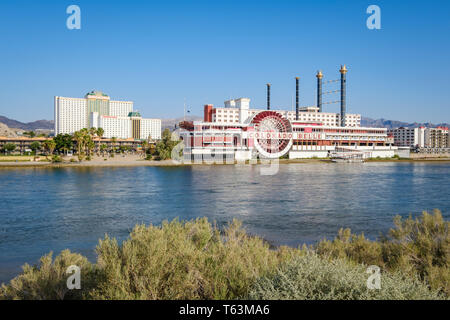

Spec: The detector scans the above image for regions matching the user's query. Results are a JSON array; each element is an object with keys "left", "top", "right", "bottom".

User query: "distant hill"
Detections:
[
  {"left": 1, "top": 114, "right": 448, "bottom": 132},
  {"left": 0, "top": 122, "right": 17, "bottom": 137},
  {"left": 0, "top": 116, "right": 54, "bottom": 131},
  {"left": 361, "top": 117, "right": 449, "bottom": 129}
]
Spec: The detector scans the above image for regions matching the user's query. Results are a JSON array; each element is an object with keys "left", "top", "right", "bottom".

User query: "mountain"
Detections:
[
  {"left": 0, "top": 116, "right": 54, "bottom": 131},
  {"left": 0, "top": 122, "right": 18, "bottom": 137},
  {"left": 361, "top": 117, "right": 449, "bottom": 129},
  {"left": 1, "top": 114, "right": 448, "bottom": 133}
]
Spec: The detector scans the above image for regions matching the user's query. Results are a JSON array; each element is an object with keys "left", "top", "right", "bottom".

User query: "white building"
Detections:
[
  {"left": 388, "top": 127, "right": 426, "bottom": 148},
  {"left": 211, "top": 99, "right": 361, "bottom": 127},
  {"left": 389, "top": 126, "right": 449, "bottom": 148},
  {"left": 141, "top": 118, "right": 162, "bottom": 141},
  {"left": 54, "top": 91, "right": 161, "bottom": 140}
]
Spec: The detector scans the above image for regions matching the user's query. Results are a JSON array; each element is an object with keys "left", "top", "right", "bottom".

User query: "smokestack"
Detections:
[
  {"left": 316, "top": 71, "right": 323, "bottom": 112},
  {"left": 267, "top": 83, "right": 271, "bottom": 110},
  {"left": 295, "top": 77, "right": 299, "bottom": 120},
  {"left": 340, "top": 65, "right": 347, "bottom": 127}
]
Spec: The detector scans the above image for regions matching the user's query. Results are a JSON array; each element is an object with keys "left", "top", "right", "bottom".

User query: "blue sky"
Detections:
[{"left": 0, "top": 0, "right": 449, "bottom": 123}]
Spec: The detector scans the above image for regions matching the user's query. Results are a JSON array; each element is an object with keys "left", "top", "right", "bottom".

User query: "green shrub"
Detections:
[
  {"left": 89, "top": 218, "right": 296, "bottom": 300},
  {"left": 51, "top": 155, "right": 62, "bottom": 163},
  {"left": 315, "top": 210, "right": 449, "bottom": 295},
  {"left": 0, "top": 250, "right": 96, "bottom": 300},
  {"left": 1, "top": 215, "right": 447, "bottom": 300},
  {"left": 247, "top": 253, "right": 444, "bottom": 300}
]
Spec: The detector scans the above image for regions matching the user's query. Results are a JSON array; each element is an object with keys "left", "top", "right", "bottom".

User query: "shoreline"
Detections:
[{"left": 1, "top": 157, "right": 450, "bottom": 168}]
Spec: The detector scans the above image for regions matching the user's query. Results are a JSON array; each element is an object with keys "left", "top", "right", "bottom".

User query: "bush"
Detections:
[
  {"left": 1, "top": 215, "right": 447, "bottom": 300},
  {"left": 0, "top": 250, "right": 96, "bottom": 300},
  {"left": 89, "top": 218, "right": 296, "bottom": 299},
  {"left": 247, "top": 253, "right": 444, "bottom": 300},
  {"left": 315, "top": 210, "right": 449, "bottom": 295},
  {"left": 51, "top": 155, "right": 62, "bottom": 163}
]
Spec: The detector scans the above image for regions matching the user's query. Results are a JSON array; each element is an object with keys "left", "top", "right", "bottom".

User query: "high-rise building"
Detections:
[
  {"left": 388, "top": 127, "right": 426, "bottom": 148},
  {"left": 54, "top": 91, "right": 161, "bottom": 139}
]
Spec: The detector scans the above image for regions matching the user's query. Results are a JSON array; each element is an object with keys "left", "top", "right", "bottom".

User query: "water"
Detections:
[{"left": 0, "top": 162, "right": 449, "bottom": 283}]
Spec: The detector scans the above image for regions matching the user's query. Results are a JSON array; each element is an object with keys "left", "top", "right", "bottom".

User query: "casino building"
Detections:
[
  {"left": 55, "top": 91, "right": 161, "bottom": 140},
  {"left": 179, "top": 66, "right": 397, "bottom": 161}
]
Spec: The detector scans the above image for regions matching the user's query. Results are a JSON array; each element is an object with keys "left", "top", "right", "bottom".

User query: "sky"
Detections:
[{"left": 0, "top": 0, "right": 449, "bottom": 123}]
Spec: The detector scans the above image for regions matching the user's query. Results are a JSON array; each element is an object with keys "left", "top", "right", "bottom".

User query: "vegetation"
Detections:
[
  {"left": 42, "top": 140, "right": 56, "bottom": 159},
  {"left": 54, "top": 134, "right": 73, "bottom": 155},
  {"left": 2, "top": 143, "right": 16, "bottom": 154},
  {"left": 23, "top": 131, "right": 36, "bottom": 138},
  {"left": 30, "top": 141, "right": 41, "bottom": 154},
  {"left": 1, "top": 212, "right": 447, "bottom": 300},
  {"left": 315, "top": 210, "right": 449, "bottom": 295},
  {"left": 247, "top": 253, "right": 443, "bottom": 300},
  {"left": 154, "top": 128, "right": 181, "bottom": 160}
]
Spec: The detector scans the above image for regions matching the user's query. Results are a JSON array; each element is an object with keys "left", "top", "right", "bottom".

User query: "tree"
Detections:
[
  {"left": 141, "top": 140, "right": 148, "bottom": 158},
  {"left": 3, "top": 143, "right": 16, "bottom": 154},
  {"left": 155, "top": 129, "right": 180, "bottom": 160},
  {"left": 54, "top": 134, "right": 73, "bottom": 155},
  {"left": 100, "top": 144, "right": 107, "bottom": 157},
  {"left": 73, "top": 130, "right": 87, "bottom": 162},
  {"left": 24, "top": 131, "right": 36, "bottom": 138},
  {"left": 97, "top": 128, "right": 104, "bottom": 139},
  {"left": 30, "top": 141, "right": 41, "bottom": 155},
  {"left": 89, "top": 127, "right": 97, "bottom": 138},
  {"left": 110, "top": 137, "right": 117, "bottom": 155},
  {"left": 42, "top": 140, "right": 56, "bottom": 159}
]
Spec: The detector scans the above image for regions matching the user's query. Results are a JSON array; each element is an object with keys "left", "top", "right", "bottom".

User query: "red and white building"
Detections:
[{"left": 179, "top": 99, "right": 397, "bottom": 161}]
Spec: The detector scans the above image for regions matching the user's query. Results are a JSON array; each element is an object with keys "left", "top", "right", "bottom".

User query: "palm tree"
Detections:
[
  {"left": 100, "top": 144, "right": 107, "bottom": 157},
  {"left": 97, "top": 127, "right": 104, "bottom": 139},
  {"left": 141, "top": 140, "right": 148, "bottom": 158},
  {"left": 89, "top": 127, "right": 97, "bottom": 137},
  {"left": 42, "top": 140, "right": 56, "bottom": 160},
  {"left": 110, "top": 137, "right": 117, "bottom": 156},
  {"left": 73, "top": 130, "right": 86, "bottom": 162}
]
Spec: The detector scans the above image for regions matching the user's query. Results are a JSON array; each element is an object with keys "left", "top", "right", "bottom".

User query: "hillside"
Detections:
[
  {"left": 0, "top": 116, "right": 54, "bottom": 131},
  {"left": 361, "top": 117, "right": 449, "bottom": 129},
  {"left": 1, "top": 114, "right": 448, "bottom": 132},
  {"left": 0, "top": 123, "right": 17, "bottom": 137}
]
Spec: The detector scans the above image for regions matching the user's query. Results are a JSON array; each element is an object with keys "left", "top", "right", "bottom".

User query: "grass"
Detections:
[{"left": 0, "top": 212, "right": 448, "bottom": 300}]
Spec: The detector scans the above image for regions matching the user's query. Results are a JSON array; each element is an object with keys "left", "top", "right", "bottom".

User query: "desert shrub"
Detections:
[
  {"left": 315, "top": 210, "right": 449, "bottom": 295},
  {"left": 89, "top": 218, "right": 297, "bottom": 300},
  {"left": 247, "top": 253, "right": 444, "bottom": 300},
  {"left": 0, "top": 250, "right": 96, "bottom": 300},
  {"left": 316, "top": 228, "right": 384, "bottom": 267},
  {"left": 51, "top": 155, "right": 62, "bottom": 163}
]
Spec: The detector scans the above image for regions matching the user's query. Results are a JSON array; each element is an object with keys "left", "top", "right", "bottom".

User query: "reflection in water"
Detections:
[{"left": 0, "top": 162, "right": 449, "bottom": 283}]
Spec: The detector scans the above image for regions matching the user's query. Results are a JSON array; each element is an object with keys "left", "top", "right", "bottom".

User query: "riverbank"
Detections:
[{"left": 1, "top": 156, "right": 450, "bottom": 168}]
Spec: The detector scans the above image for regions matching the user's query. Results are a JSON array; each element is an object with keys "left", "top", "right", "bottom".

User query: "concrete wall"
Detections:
[{"left": 289, "top": 150, "right": 329, "bottom": 159}]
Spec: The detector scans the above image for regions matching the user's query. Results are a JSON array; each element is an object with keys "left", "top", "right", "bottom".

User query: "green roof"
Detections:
[
  {"left": 128, "top": 112, "right": 142, "bottom": 117},
  {"left": 86, "top": 90, "right": 109, "bottom": 97}
]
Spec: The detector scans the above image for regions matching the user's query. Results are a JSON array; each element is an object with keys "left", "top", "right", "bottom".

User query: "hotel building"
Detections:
[
  {"left": 389, "top": 126, "right": 449, "bottom": 148},
  {"left": 55, "top": 91, "right": 161, "bottom": 140}
]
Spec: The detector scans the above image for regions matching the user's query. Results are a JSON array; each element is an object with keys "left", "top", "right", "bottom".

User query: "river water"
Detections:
[{"left": 0, "top": 162, "right": 449, "bottom": 283}]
